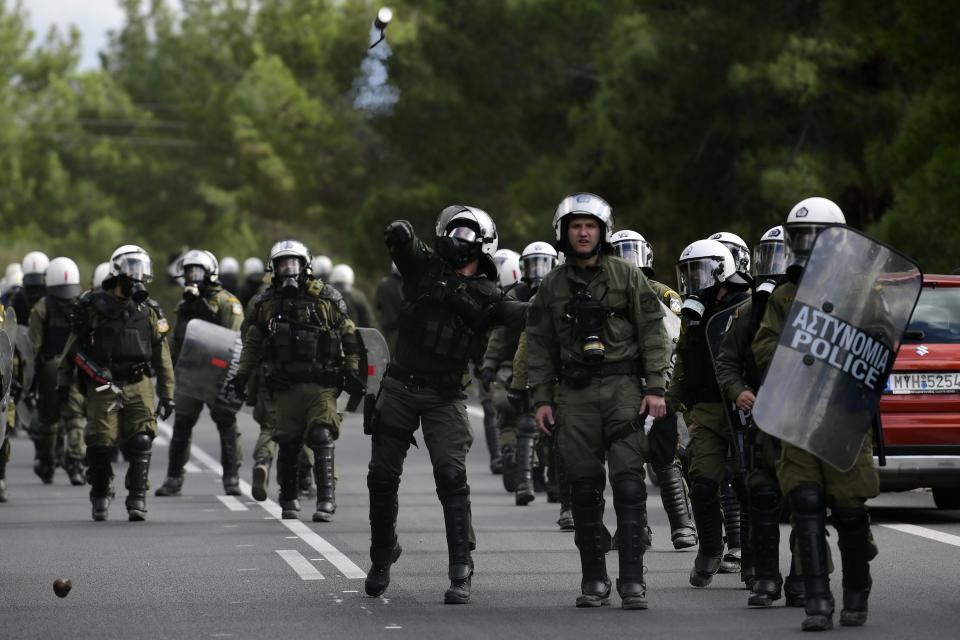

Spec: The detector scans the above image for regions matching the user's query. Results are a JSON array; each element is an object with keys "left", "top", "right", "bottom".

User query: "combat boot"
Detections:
[
  {"left": 124, "top": 434, "right": 152, "bottom": 521},
  {"left": 790, "top": 484, "right": 834, "bottom": 631},
  {"left": 86, "top": 445, "right": 115, "bottom": 521},
  {"left": 251, "top": 459, "right": 271, "bottom": 502},
  {"left": 366, "top": 469, "right": 401, "bottom": 597},
  {"left": 277, "top": 444, "right": 301, "bottom": 519},
  {"left": 654, "top": 459, "right": 698, "bottom": 550},
  {"left": 514, "top": 432, "right": 536, "bottom": 506},
  {"left": 441, "top": 492, "right": 474, "bottom": 604},
  {"left": 33, "top": 457, "right": 55, "bottom": 484},
  {"left": 500, "top": 443, "right": 517, "bottom": 493},
  {"left": 155, "top": 425, "right": 190, "bottom": 496},
  {"left": 219, "top": 425, "right": 242, "bottom": 496},
  {"left": 689, "top": 477, "right": 724, "bottom": 587},
  {"left": 65, "top": 456, "right": 86, "bottom": 486},
  {"left": 833, "top": 505, "right": 875, "bottom": 627},
  {"left": 748, "top": 485, "right": 784, "bottom": 607},
  {"left": 572, "top": 480, "right": 612, "bottom": 607},
  {"left": 719, "top": 480, "right": 742, "bottom": 574},
  {"left": 614, "top": 477, "right": 649, "bottom": 610},
  {"left": 784, "top": 550, "right": 807, "bottom": 607},
  {"left": 154, "top": 475, "right": 183, "bottom": 497},
  {"left": 309, "top": 427, "right": 337, "bottom": 523}
]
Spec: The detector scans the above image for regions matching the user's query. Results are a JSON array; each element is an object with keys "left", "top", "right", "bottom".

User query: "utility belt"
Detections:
[
  {"left": 560, "top": 359, "right": 641, "bottom": 390},
  {"left": 74, "top": 351, "right": 152, "bottom": 389},
  {"left": 111, "top": 362, "right": 153, "bottom": 385},
  {"left": 386, "top": 363, "right": 463, "bottom": 396},
  {"left": 265, "top": 365, "right": 341, "bottom": 390}
]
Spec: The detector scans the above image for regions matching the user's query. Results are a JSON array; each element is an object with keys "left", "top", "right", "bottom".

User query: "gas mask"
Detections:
[
  {"left": 119, "top": 276, "right": 149, "bottom": 304},
  {"left": 273, "top": 257, "right": 302, "bottom": 296},
  {"left": 436, "top": 226, "right": 481, "bottom": 269},
  {"left": 566, "top": 287, "right": 608, "bottom": 364},
  {"left": 680, "top": 290, "right": 709, "bottom": 321},
  {"left": 182, "top": 265, "right": 208, "bottom": 299}
]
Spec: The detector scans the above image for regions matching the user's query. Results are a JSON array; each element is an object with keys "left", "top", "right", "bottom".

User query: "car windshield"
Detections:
[{"left": 903, "top": 287, "right": 960, "bottom": 343}]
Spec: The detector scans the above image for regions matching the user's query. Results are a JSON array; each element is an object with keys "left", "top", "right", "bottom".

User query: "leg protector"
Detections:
[
  {"left": 719, "top": 479, "right": 742, "bottom": 573},
  {"left": 571, "top": 478, "right": 611, "bottom": 607},
  {"left": 733, "top": 476, "right": 754, "bottom": 587},
  {"left": 748, "top": 482, "right": 783, "bottom": 607},
  {"left": 790, "top": 483, "right": 834, "bottom": 631},
  {"left": 33, "top": 430, "right": 57, "bottom": 484},
  {"left": 124, "top": 433, "right": 152, "bottom": 521},
  {"left": 554, "top": 442, "right": 574, "bottom": 531},
  {"left": 515, "top": 430, "right": 536, "bottom": 506},
  {"left": 365, "top": 468, "right": 402, "bottom": 597},
  {"left": 86, "top": 445, "right": 115, "bottom": 520},
  {"left": 276, "top": 443, "right": 301, "bottom": 519},
  {"left": 481, "top": 398, "right": 500, "bottom": 473},
  {"left": 308, "top": 426, "right": 336, "bottom": 523},
  {"left": 613, "top": 476, "right": 649, "bottom": 610},
  {"left": 654, "top": 459, "right": 698, "bottom": 549},
  {"left": 435, "top": 464, "right": 473, "bottom": 604},
  {"left": 500, "top": 443, "right": 517, "bottom": 493},
  {"left": 689, "top": 477, "right": 724, "bottom": 587},
  {"left": 218, "top": 423, "right": 242, "bottom": 496},
  {"left": 833, "top": 504, "right": 874, "bottom": 627}
]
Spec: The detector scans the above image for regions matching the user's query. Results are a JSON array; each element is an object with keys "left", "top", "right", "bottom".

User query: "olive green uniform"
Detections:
[
  {"left": 752, "top": 279, "right": 878, "bottom": 628},
  {"left": 29, "top": 296, "right": 86, "bottom": 483},
  {"left": 526, "top": 253, "right": 670, "bottom": 606}
]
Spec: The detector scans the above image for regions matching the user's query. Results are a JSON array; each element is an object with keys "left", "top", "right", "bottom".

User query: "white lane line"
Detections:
[
  {"left": 881, "top": 523, "right": 960, "bottom": 548},
  {"left": 217, "top": 495, "right": 249, "bottom": 512},
  {"left": 466, "top": 406, "right": 484, "bottom": 419},
  {"left": 185, "top": 461, "right": 203, "bottom": 473},
  {"left": 158, "top": 421, "right": 366, "bottom": 579},
  {"left": 276, "top": 550, "right": 325, "bottom": 580}
]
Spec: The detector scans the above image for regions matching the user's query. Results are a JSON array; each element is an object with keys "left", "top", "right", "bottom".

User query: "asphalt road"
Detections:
[{"left": 2, "top": 404, "right": 959, "bottom": 640}]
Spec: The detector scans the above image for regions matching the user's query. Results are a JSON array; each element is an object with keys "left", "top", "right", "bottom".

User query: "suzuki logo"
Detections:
[{"left": 916, "top": 345, "right": 929, "bottom": 356}]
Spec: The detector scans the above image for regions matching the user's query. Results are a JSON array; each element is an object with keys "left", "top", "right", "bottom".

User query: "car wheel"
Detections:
[{"left": 932, "top": 487, "right": 960, "bottom": 510}]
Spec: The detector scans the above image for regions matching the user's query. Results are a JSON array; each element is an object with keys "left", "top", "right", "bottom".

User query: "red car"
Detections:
[{"left": 879, "top": 274, "right": 960, "bottom": 509}]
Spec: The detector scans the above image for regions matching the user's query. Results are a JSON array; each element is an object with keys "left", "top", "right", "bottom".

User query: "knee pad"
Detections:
[
  {"left": 750, "top": 484, "right": 781, "bottom": 512},
  {"left": 571, "top": 478, "right": 605, "bottom": 508},
  {"left": 306, "top": 425, "right": 334, "bottom": 449},
  {"left": 789, "top": 483, "right": 825, "bottom": 516},
  {"left": 612, "top": 475, "right": 646, "bottom": 506},
  {"left": 367, "top": 467, "right": 400, "bottom": 495},
  {"left": 690, "top": 476, "right": 720, "bottom": 503},
  {"left": 434, "top": 464, "right": 468, "bottom": 497},
  {"left": 125, "top": 433, "right": 152, "bottom": 453}
]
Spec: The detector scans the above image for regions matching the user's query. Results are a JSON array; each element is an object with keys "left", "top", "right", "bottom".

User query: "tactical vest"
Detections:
[
  {"left": 262, "top": 290, "right": 342, "bottom": 366},
  {"left": 398, "top": 259, "right": 499, "bottom": 364},
  {"left": 174, "top": 295, "right": 219, "bottom": 344},
  {"left": 682, "top": 293, "right": 749, "bottom": 404},
  {"left": 40, "top": 296, "right": 72, "bottom": 358},
  {"left": 84, "top": 291, "right": 154, "bottom": 365}
]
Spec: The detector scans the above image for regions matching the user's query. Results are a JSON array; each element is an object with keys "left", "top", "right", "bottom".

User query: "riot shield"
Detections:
[
  {"left": 174, "top": 320, "right": 244, "bottom": 412},
  {"left": 705, "top": 298, "right": 752, "bottom": 473},
  {"left": 15, "top": 326, "right": 34, "bottom": 392},
  {"left": 338, "top": 327, "right": 390, "bottom": 414},
  {"left": 752, "top": 227, "right": 922, "bottom": 471},
  {"left": 2, "top": 307, "right": 16, "bottom": 346}
]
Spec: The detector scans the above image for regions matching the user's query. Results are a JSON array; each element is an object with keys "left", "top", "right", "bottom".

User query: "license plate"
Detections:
[{"left": 886, "top": 372, "right": 960, "bottom": 394}]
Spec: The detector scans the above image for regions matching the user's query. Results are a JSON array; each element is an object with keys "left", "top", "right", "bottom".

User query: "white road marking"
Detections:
[
  {"left": 236, "top": 544, "right": 254, "bottom": 548},
  {"left": 185, "top": 461, "right": 202, "bottom": 473},
  {"left": 881, "top": 523, "right": 960, "bottom": 548},
  {"left": 216, "top": 495, "right": 248, "bottom": 512},
  {"left": 238, "top": 568, "right": 258, "bottom": 572},
  {"left": 385, "top": 625, "right": 402, "bottom": 630},
  {"left": 466, "top": 406, "right": 484, "bottom": 419},
  {"left": 276, "top": 550, "right": 325, "bottom": 580},
  {"left": 158, "top": 421, "right": 366, "bottom": 579}
]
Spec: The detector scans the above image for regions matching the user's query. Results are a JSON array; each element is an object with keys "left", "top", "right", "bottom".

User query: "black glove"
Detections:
[
  {"left": 342, "top": 370, "right": 366, "bottom": 397},
  {"left": 384, "top": 220, "right": 414, "bottom": 249},
  {"left": 156, "top": 398, "right": 175, "bottom": 421},
  {"left": 647, "top": 403, "right": 679, "bottom": 468},
  {"left": 228, "top": 375, "right": 249, "bottom": 402},
  {"left": 478, "top": 366, "right": 496, "bottom": 392},
  {"left": 57, "top": 385, "right": 71, "bottom": 406}
]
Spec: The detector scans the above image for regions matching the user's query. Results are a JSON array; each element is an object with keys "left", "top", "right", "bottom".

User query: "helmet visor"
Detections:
[
  {"left": 784, "top": 224, "right": 824, "bottom": 256},
  {"left": 752, "top": 241, "right": 787, "bottom": 278},
  {"left": 522, "top": 255, "right": 555, "bottom": 281},
  {"left": 116, "top": 255, "right": 153, "bottom": 283},
  {"left": 446, "top": 226, "right": 478, "bottom": 243},
  {"left": 612, "top": 240, "right": 651, "bottom": 269},
  {"left": 275, "top": 256, "right": 301, "bottom": 277},
  {"left": 675, "top": 258, "right": 723, "bottom": 296},
  {"left": 183, "top": 265, "right": 207, "bottom": 284}
]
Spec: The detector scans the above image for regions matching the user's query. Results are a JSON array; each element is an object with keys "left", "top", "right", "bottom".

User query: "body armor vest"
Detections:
[
  {"left": 682, "top": 292, "right": 749, "bottom": 404},
  {"left": 262, "top": 291, "right": 342, "bottom": 366},
  {"left": 42, "top": 295, "right": 75, "bottom": 359},
  {"left": 174, "top": 295, "right": 219, "bottom": 344},
  {"left": 85, "top": 291, "right": 153, "bottom": 365}
]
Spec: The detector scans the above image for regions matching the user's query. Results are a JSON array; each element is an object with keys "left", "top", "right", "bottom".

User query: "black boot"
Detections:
[
  {"left": 784, "top": 528, "right": 807, "bottom": 607},
  {"left": 572, "top": 479, "right": 612, "bottom": 607},
  {"left": 251, "top": 458, "right": 271, "bottom": 502},
  {"left": 481, "top": 399, "right": 501, "bottom": 474},
  {"left": 719, "top": 480, "right": 742, "bottom": 574},
  {"left": 748, "top": 484, "right": 784, "bottom": 607},
  {"left": 654, "top": 459, "right": 698, "bottom": 549},
  {"left": 500, "top": 443, "right": 517, "bottom": 493},
  {"left": 155, "top": 425, "right": 190, "bottom": 497},
  {"left": 65, "top": 455, "right": 86, "bottom": 486},
  {"left": 834, "top": 505, "right": 875, "bottom": 627},
  {"left": 515, "top": 431, "right": 536, "bottom": 506},
  {"left": 298, "top": 448, "right": 315, "bottom": 498},
  {"left": 124, "top": 434, "right": 152, "bottom": 521},
  {"left": 219, "top": 425, "right": 242, "bottom": 496},
  {"left": 554, "top": 443, "right": 574, "bottom": 531},
  {"left": 365, "top": 469, "right": 401, "bottom": 597},
  {"left": 613, "top": 477, "right": 649, "bottom": 610},
  {"left": 277, "top": 444, "right": 301, "bottom": 519},
  {"left": 309, "top": 427, "right": 336, "bottom": 523},
  {"left": 689, "top": 477, "right": 724, "bottom": 587},
  {"left": 86, "top": 445, "right": 115, "bottom": 521},
  {"left": 33, "top": 439, "right": 56, "bottom": 484},
  {"left": 790, "top": 484, "right": 834, "bottom": 631},
  {"left": 441, "top": 492, "right": 474, "bottom": 604}
]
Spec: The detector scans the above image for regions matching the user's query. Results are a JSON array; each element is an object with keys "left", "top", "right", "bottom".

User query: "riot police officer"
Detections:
[
  {"left": 219, "top": 256, "right": 240, "bottom": 295},
  {"left": 12, "top": 251, "right": 49, "bottom": 325},
  {"left": 527, "top": 193, "right": 671, "bottom": 609},
  {"left": 28, "top": 257, "right": 85, "bottom": 485},
  {"left": 58, "top": 245, "right": 175, "bottom": 521},
  {"left": 330, "top": 264, "right": 377, "bottom": 328},
  {"left": 233, "top": 241, "right": 361, "bottom": 523},
  {"left": 239, "top": 257, "right": 265, "bottom": 308},
  {"left": 752, "top": 198, "right": 878, "bottom": 630},
  {"left": 364, "top": 207, "right": 527, "bottom": 604},
  {"left": 611, "top": 230, "right": 697, "bottom": 550},
  {"left": 311, "top": 255, "right": 333, "bottom": 283},
  {"left": 156, "top": 250, "right": 245, "bottom": 497}
]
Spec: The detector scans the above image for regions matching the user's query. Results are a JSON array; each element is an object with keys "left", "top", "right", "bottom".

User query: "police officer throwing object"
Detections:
[
  {"left": 364, "top": 206, "right": 527, "bottom": 604},
  {"left": 59, "top": 245, "right": 175, "bottom": 521},
  {"left": 527, "top": 193, "right": 671, "bottom": 609}
]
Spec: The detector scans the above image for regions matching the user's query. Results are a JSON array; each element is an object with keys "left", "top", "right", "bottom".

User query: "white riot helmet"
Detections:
[
  {"left": 220, "top": 256, "right": 239, "bottom": 276},
  {"left": 675, "top": 239, "right": 736, "bottom": 318},
  {"left": 2, "top": 263, "right": 22, "bottom": 294},
  {"left": 708, "top": 231, "right": 750, "bottom": 273},
  {"left": 752, "top": 226, "right": 788, "bottom": 280},
  {"left": 311, "top": 255, "right": 333, "bottom": 281},
  {"left": 268, "top": 240, "right": 311, "bottom": 294},
  {"left": 330, "top": 264, "right": 356, "bottom": 291},
  {"left": 493, "top": 249, "right": 521, "bottom": 288},
  {"left": 91, "top": 262, "right": 111, "bottom": 290},
  {"left": 243, "top": 256, "right": 264, "bottom": 278},
  {"left": 437, "top": 206, "right": 499, "bottom": 267},
  {"left": 109, "top": 245, "right": 153, "bottom": 282},
  {"left": 45, "top": 257, "right": 81, "bottom": 299},
  {"left": 22, "top": 251, "right": 50, "bottom": 287},
  {"left": 610, "top": 230, "right": 654, "bottom": 275},
  {"left": 520, "top": 241, "right": 558, "bottom": 286},
  {"left": 784, "top": 197, "right": 846, "bottom": 262},
  {"left": 553, "top": 193, "right": 614, "bottom": 255},
  {"left": 178, "top": 249, "right": 220, "bottom": 285}
]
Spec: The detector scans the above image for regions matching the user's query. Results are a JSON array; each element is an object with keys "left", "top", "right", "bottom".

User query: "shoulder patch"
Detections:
[
  {"left": 157, "top": 318, "right": 170, "bottom": 334},
  {"left": 232, "top": 302, "right": 243, "bottom": 315}
]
